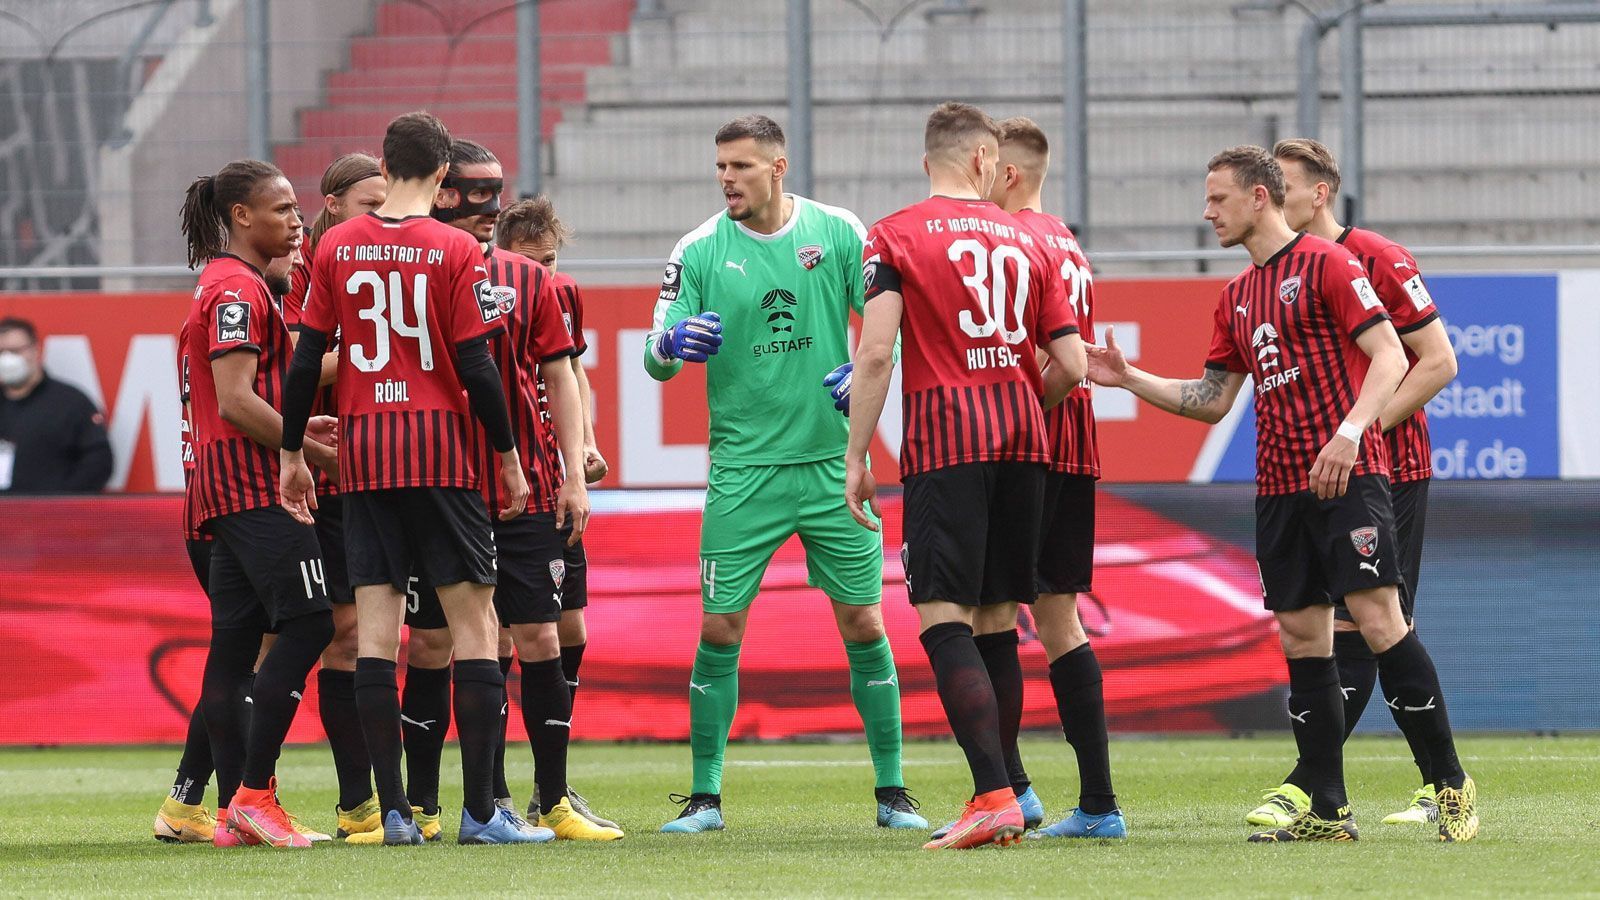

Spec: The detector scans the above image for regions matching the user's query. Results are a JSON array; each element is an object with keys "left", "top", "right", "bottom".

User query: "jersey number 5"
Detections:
[
  {"left": 347, "top": 271, "right": 435, "bottom": 373},
  {"left": 949, "top": 239, "right": 1030, "bottom": 345}
]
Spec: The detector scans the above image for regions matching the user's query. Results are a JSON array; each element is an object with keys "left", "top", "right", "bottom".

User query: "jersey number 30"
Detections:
[
  {"left": 949, "top": 239, "right": 1030, "bottom": 345},
  {"left": 347, "top": 271, "right": 435, "bottom": 373}
]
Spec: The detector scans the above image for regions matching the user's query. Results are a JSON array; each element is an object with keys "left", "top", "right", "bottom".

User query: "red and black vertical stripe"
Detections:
[{"left": 898, "top": 381, "right": 1050, "bottom": 477}]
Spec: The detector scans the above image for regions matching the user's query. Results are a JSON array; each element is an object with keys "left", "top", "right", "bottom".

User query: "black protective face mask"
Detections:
[{"left": 432, "top": 176, "right": 504, "bottom": 222}]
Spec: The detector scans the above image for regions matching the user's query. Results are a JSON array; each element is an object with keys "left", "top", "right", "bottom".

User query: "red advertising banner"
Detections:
[
  {"left": 0, "top": 278, "right": 1229, "bottom": 491},
  {"left": 0, "top": 495, "right": 1282, "bottom": 746}
]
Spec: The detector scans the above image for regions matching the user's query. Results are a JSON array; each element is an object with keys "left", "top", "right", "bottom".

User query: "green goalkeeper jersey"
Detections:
[{"left": 644, "top": 194, "right": 867, "bottom": 466}]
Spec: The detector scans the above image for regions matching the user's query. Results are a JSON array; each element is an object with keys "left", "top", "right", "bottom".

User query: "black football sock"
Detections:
[
  {"left": 1376, "top": 631, "right": 1463, "bottom": 789},
  {"left": 919, "top": 622, "right": 1009, "bottom": 796},
  {"left": 520, "top": 656, "right": 573, "bottom": 815},
  {"left": 318, "top": 667, "right": 373, "bottom": 810},
  {"left": 241, "top": 610, "right": 332, "bottom": 790},
  {"left": 493, "top": 656, "right": 514, "bottom": 800},
  {"left": 1333, "top": 630, "right": 1378, "bottom": 740},
  {"left": 355, "top": 657, "right": 408, "bottom": 818},
  {"left": 974, "top": 630, "right": 1030, "bottom": 795},
  {"left": 453, "top": 659, "right": 505, "bottom": 825},
  {"left": 1286, "top": 656, "right": 1348, "bottom": 819},
  {"left": 200, "top": 627, "right": 260, "bottom": 810},
  {"left": 561, "top": 642, "right": 586, "bottom": 706},
  {"left": 401, "top": 665, "right": 451, "bottom": 816},
  {"left": 171, "top": 705, "right": 212, "bottom": 806},
  {"left": 1049, "top": 643, "right": 1119, "bottom": 815}
]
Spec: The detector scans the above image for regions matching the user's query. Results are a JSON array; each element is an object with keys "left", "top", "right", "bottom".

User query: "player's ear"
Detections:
[
  {"left": 231, "top": 201, "right": 251, "bottom": 232},
  {"left": 771, "top": 153, "right": 787, "bottom": 181},
  {"left": 921, "top": 153, "right": 930, "bottom": 177},
  {"left": 431, "top": 162, "right": 450, "bottom": 187}
]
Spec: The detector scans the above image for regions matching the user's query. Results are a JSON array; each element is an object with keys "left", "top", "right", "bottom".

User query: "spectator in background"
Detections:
[{"left": 0, "top": 316, "right": 113, "bottom": 493}]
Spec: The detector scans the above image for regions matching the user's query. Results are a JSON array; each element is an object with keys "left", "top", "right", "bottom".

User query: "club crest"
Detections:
[
  {"left": 1349, "top": 526, "right": 1378, "bottom": 558},
  {"left": 489, "top": 285, "right": 517, "bottom": 316},
  {"left": 548, "top": 559, "right": 566, "bottom": 588},
  {"left": 1278, "top": 275, "right": 1302, "bottom": 305},
  {"left": 797, "top": 244, "right": 824, "bottom": 270}
]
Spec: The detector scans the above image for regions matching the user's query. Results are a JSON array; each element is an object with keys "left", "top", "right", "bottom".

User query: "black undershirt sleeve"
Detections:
[
  {"left": 280, "top": 327, "right": 328, "bottom": 452},
  {"left": 456, "top": 336, "right": 517, "bottom": 454}
]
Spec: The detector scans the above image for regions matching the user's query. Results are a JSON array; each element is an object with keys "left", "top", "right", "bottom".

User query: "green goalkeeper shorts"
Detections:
[{"left": 698, "top": 456, "right": 883, "bottom": 615}]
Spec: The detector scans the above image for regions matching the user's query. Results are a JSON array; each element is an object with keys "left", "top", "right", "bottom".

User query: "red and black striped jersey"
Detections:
[
  {"left": 477, "top": 246, "right": 574, "bottom": 515},
  {"left": 300, "top": 213, "right": 505, "bottom": 493},
  {"left": 282, "top": 253, "right": 340, "bottom": 495},
  {"left": 176, "top": 339, "right": 206, "bottom": 541},
  {"left": 1338, "top": 226, "right": 1439, "bottom": 483},
  {"left": 531, "top": 270, "right": 588, "bottom": 498},
  {"left": 1013, "top": 209, "right": 1100, "bottom": 478},
  {"left": 179, "top": 253, "right": 291, "bottom": 524},
  {"left": 1206, "top": 233, "right": 1393, "bottom": 496},
  {"left": 865, "top": 196, "right": 1077, "bottom": 477}
]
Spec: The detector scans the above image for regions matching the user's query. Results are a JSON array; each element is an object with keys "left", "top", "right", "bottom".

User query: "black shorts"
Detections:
[
  {"left": 901, "top": 461, "right": 1045, "bottom": 607},
  {"left": 559, "top": 528, "right": 588, "bottom": 612},
  {"left": 488, "top": 512, "right": 579, "bottom": 626},
  {"left": 186, "top": 537, "right": 213, "bottom": 595},
  {"left": 1336, "top": 476, "right": 1428, "bottom": 624},
  {"left": 1036, "top": 472, "right": 1095, "bottom": 596},
  {"left": 345, "top": 488, "right": 496, "bottom": 594},
  {"left": 313, "top": 493, "right": 354, "bottom": 604},
  {"left": 206, "top": 506, "right": 332, "bottom": 630},
  {"left": 1256, "top": 474, "right": 1402, "bottom": 613}
]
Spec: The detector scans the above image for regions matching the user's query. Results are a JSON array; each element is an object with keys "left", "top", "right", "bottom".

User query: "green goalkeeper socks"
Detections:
[
  {"left": 846, "top": 636, "right": 906, "bottom": 789},
  {"left": 689, "top": 639, "right": 741, "bottom": 795}
]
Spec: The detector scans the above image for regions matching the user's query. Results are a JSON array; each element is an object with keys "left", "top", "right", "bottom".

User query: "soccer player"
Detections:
[
  {"left": 844, "top": 102, "right": 1087, "bottom": 850},
  {"left": 156, "top": 250, "right": 301, "bottom": 843},
  {"left": 278, "top": 111, "right": 538, "bottom": 845},
  {"left": 645, "top": 114, "right": 924, "bottom": 833},
  {"left": 407, "top": 139, "right": 613, "bottom": 841},
  {"left": 1237, "top": 137, "right": 1460, "bottom": 829},
  {"left": 283, "top": 152, "right": 388, "bottom": 839},
  {"left": 496, "top": 195, "right": 618, "bottom": 829},
  {"left": 972, "top": 116, "right": 1125, "bottom": 840},
  {"left": 178, "top": 161, "right": 337, "bottom": 848},
  {"left": 1086, "top": 145, "right": 1476, "bottom": 843}
]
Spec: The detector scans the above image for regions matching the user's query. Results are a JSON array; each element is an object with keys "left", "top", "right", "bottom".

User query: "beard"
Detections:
[{"left": 266, "top": 272, "right": 292, "bottom": 297}]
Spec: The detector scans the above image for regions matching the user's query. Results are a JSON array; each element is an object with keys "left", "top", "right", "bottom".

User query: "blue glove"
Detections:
[
  {"left": 822, "top": 362, "right": 853, "bottom": 416},
  {"left": 655, "top": 311, "right": 723, "bottom": 363}
]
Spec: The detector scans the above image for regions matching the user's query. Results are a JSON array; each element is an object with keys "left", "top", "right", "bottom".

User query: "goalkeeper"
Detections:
[{"left": 644, "top": 115, "right": 925, "bottom": 834}]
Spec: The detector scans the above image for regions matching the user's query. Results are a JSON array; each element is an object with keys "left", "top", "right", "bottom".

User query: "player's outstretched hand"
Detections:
[
  {"left": 555, "top": 478, "right": 590, "bottom": 545},
  {"left": 656, "top": 311, "right": 724, "bottom": 363},
  {"left": 583, "top": 445, "right": 609, "bottom": 484},
  {"left": 845, "top": 459, "right": 881, "bottom": 532},
  {"left": 499, "top": 452, "right": 530, "bottom": 520},
  {"left": 823, "top": 362, "right": 853, "bottom": 416},
  {"left": 279, "top": 451, "right": 318, "bottom": 525},
  {"left": 1085, "top": 324, "right": 1128, "bottom": 387},
  {"left": 1309, "top": 434, "right": 1358, "bottom": 499}
]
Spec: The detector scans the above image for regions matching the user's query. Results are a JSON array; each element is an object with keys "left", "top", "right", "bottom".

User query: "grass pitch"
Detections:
[{"left": 2, "top": 735, "right": 1597, "bottom": 897}]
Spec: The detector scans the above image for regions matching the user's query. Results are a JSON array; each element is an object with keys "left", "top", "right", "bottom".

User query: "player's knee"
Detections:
[
  {"left": 971, "top": 603, "right": 1018, "bottom": 636},
  {"left": 322, "top": 621, "right": 360, "bottom": 668},
  {"left": 700, "top": 611, "right": 747, "bottom": 646},
  {"left": 833, "top": 602, "right": 884, "bottom": 643},
  {"left": 557, "top": 609, "right": 587, "bottom": 645},
  {"left": 407, "top": 627, "right": 453, "bottom": 668},
  {"left": 1034, "top": 593, "right": 1089, "bottom": 657},
  {"left": 511, "top": 622, "right": 560, "bottom": 662}
]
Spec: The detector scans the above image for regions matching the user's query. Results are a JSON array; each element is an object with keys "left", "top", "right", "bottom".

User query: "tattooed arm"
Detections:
[{"left": 1086, "top": 325, "right": 1246, "bottom": 424}]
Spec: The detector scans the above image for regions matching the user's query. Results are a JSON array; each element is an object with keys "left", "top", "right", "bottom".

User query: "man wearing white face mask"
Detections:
[{"left": 0, "top": 317, "right": 112, "bottom": 493}]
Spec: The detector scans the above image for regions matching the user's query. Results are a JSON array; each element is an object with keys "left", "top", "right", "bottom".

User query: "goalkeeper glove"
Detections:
[
  {"left": 822, "top": 362, "right": 853, "bottom": 416},
  {"left": 653, "top": 311, "right": 724, "bottom": 364}
]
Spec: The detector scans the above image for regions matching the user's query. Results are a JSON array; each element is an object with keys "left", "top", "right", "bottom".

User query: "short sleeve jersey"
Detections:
[
  {"left": 1338, "top": 226, "right": 1440, "bottom": 483},
  {"left": 1205, "top": 233, "right": 1392, "bottom": 496},
  {"left": 644, "top": 195, "right": 867, "bottom": 466},
  {"left": 300, "top": 213, "right": 504, "bottom": 493},
  {"left": 478, "top": 245, "right": 575, "bottom": 515},
  {"left": 1013, "top": 208, "right": 1099, "bottom": 478},
  {"left": 864, "top": 195, "right": 1077, "bottom": 477},
  {"left": 282, "top": 249, "right": 341, "bottom": 495},
  {"left": 179, "top": 253, "right": 293, "bottom": 524}
]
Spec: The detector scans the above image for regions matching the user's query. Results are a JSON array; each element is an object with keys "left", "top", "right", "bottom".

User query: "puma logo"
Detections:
[
  {"left": 400, "top": 714, "right": 438, "bottom": 731},
  {"left": 1359, "top": 561, "right": 1381, "bottom": 577},
  {"left": 866, "top": 674, "right": 898, "bottom": 688},
  {"left": 1288, "top": 709, "right": 1309, "bottom": 724},
  {"left": 1403, "top": 697, "right": 1438, "bottom": 713},
  {"left": 689, "top": 680, "right": 710, "bottom": 694},
  {"left": 725, "top": 259, "right": 747, "bottom": 276}
]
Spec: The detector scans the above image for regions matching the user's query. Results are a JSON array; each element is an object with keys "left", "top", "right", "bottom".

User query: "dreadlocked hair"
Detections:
[
  {"left": 179, "top": 159, "right": 283, "bottom": 268},
  {"left": 309, "top": 152, "right": 381, "bottom": 249}
]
